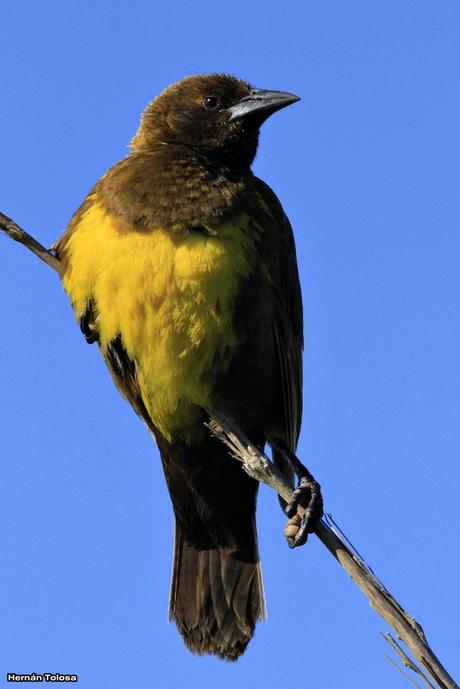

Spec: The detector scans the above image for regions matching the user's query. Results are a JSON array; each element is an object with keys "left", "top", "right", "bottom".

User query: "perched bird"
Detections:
[{"left": 53, "top": 74, "right": 323, "bottom": 661}]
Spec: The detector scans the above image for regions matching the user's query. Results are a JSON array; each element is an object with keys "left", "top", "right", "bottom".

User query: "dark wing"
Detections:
[
  {"left": 78, "top": 299, "right": 157, "bottom": 436},
  {"left": 254, "top": 178, "right": 303, "bottom": 486}
]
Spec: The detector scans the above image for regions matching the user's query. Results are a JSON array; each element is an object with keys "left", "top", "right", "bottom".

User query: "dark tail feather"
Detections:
[{"left": 169, "top": 521, "right": 266, "bottom": 661}]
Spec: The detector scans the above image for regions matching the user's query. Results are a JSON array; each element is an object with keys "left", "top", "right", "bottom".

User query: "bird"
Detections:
[{"left": 53, "top": 73, "right": 323, "bottom": 661}]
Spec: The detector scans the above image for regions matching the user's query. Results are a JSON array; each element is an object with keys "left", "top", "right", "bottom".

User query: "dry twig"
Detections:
[
  {"left": 382, "top": 632, "right": 437, "bottom": 689},
  {"left": 384, "top": 653, "right": 424, "bottom": 689},
  {"left": 0, "top": 212, "right": 62, "bottom": 274},
  {"left": 207, "top": 411, "right": 458, "bottom": 689}
]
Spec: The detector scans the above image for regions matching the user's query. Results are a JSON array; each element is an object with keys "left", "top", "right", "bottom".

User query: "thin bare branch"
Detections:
[
  {"left": 0, "top": 212, "right": 62, "bottom": 275},
  {"left": 382, "top": 632, "right": 437, "bottom": 689},
  {"left": 385, "top": 653, "right": 424, "bottom": 689},
  {"left": 207, "top": 411, "right": 459, "bottom": 689}
]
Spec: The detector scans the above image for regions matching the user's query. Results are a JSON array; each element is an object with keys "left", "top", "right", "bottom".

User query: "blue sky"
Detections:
[{"left": 1, "top": 2, "right": 459, "bottom": 687}]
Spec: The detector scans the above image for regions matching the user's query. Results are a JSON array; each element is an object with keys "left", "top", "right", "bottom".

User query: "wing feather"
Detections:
[{"left": 254, "top": 178, "right": 303, "bottom": 487}]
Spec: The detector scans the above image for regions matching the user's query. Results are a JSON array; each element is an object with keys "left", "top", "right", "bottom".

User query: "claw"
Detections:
[
  {"left": 269, "top": 437, "right": 323, "bottom": 549},
  {"left": 285, "top": 476, "right": 312, "bottom": 517},
  {"left": 285, "top": 475, "right": 323, "bottom": 547},
  {"left": 284, "top": 514, "right": 302, "bottom": 547}
]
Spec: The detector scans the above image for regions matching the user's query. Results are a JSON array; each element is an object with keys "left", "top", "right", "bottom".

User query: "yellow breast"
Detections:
[{"left": 62, "top": 198, "right": 262, "bottom": 441}]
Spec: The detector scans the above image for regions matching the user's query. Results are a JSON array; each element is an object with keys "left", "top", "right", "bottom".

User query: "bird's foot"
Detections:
[
  {"left": 271, "top": 439, "right": 323, "bottom": 548},
  {"left": 284, "top": 472, "right": 323, "bottom": 547}
]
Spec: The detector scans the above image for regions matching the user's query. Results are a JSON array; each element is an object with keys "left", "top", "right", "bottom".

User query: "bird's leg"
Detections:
[{"left": 270, "top": 438, "right": 323, "bottom": 548}]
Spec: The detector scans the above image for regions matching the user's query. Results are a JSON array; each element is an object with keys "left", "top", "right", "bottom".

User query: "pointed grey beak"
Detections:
[{"left": 226, "top": 88, "right": 300, "bottom": 123}]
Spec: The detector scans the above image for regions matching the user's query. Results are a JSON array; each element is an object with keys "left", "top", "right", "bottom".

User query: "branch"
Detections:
[
  {"left": 382, "top": 632, "right": 437, "bottom": 689},
  {"left": 0, "top": 212, "right": 62, "bottom": 275},
  {"left": 384, "top": 653, "right": 425, "bottom": 689},
  {"left": 207, "top": 412, "right": 459, "bottom": 689},
  {"left": 2, "top": 214, "right": 458, "bottom": 689}
]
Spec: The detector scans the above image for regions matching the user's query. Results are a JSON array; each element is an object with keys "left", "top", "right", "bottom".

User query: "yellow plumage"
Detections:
[{"left": 62, "top": 197, "right": 265, "bottom": 441}]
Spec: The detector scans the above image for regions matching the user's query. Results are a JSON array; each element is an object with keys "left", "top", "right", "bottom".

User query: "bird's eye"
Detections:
[{"left": 203, "top": 95, "right": 222, "bottom": 110}]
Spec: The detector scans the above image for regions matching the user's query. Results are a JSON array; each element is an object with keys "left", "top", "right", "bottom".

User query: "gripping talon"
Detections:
[
  {"left": 284, "top": 514, "right": 302, "bottom": 545},
  {"left": 270, "top": 438, "right": 324, "bottom": 548}
]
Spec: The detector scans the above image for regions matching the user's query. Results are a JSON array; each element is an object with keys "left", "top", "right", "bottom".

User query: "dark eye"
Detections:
[{"left": 203, "top": 95, "right": 222, "bottom": 110}]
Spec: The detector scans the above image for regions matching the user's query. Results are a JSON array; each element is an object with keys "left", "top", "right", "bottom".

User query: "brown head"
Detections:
[{"left": 131, "top": 74, "right": 299, "bottom": 171}]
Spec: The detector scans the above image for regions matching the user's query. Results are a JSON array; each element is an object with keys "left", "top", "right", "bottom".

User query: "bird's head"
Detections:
[{"left": 131, "top": 74, "right": 299, "bottom": 170}]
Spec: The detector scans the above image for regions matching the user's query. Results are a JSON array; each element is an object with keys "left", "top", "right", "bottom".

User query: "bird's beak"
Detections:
[{"left": 226, "top": 88, "right": 300, "bottom": 123}]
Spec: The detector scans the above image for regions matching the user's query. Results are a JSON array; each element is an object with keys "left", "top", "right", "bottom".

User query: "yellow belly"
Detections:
[{"left": 62, "top": 199, "right": 262, "bottom": 441}]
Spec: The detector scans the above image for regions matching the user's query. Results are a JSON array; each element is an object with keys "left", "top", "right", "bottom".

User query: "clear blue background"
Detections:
[{"left": 1, "top": 2, "right": 459, "bottom": 687}]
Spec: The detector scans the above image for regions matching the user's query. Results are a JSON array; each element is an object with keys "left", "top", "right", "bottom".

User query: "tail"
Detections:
[{"left": 169, "top": 521, "right": 266, "bottom": 661}]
